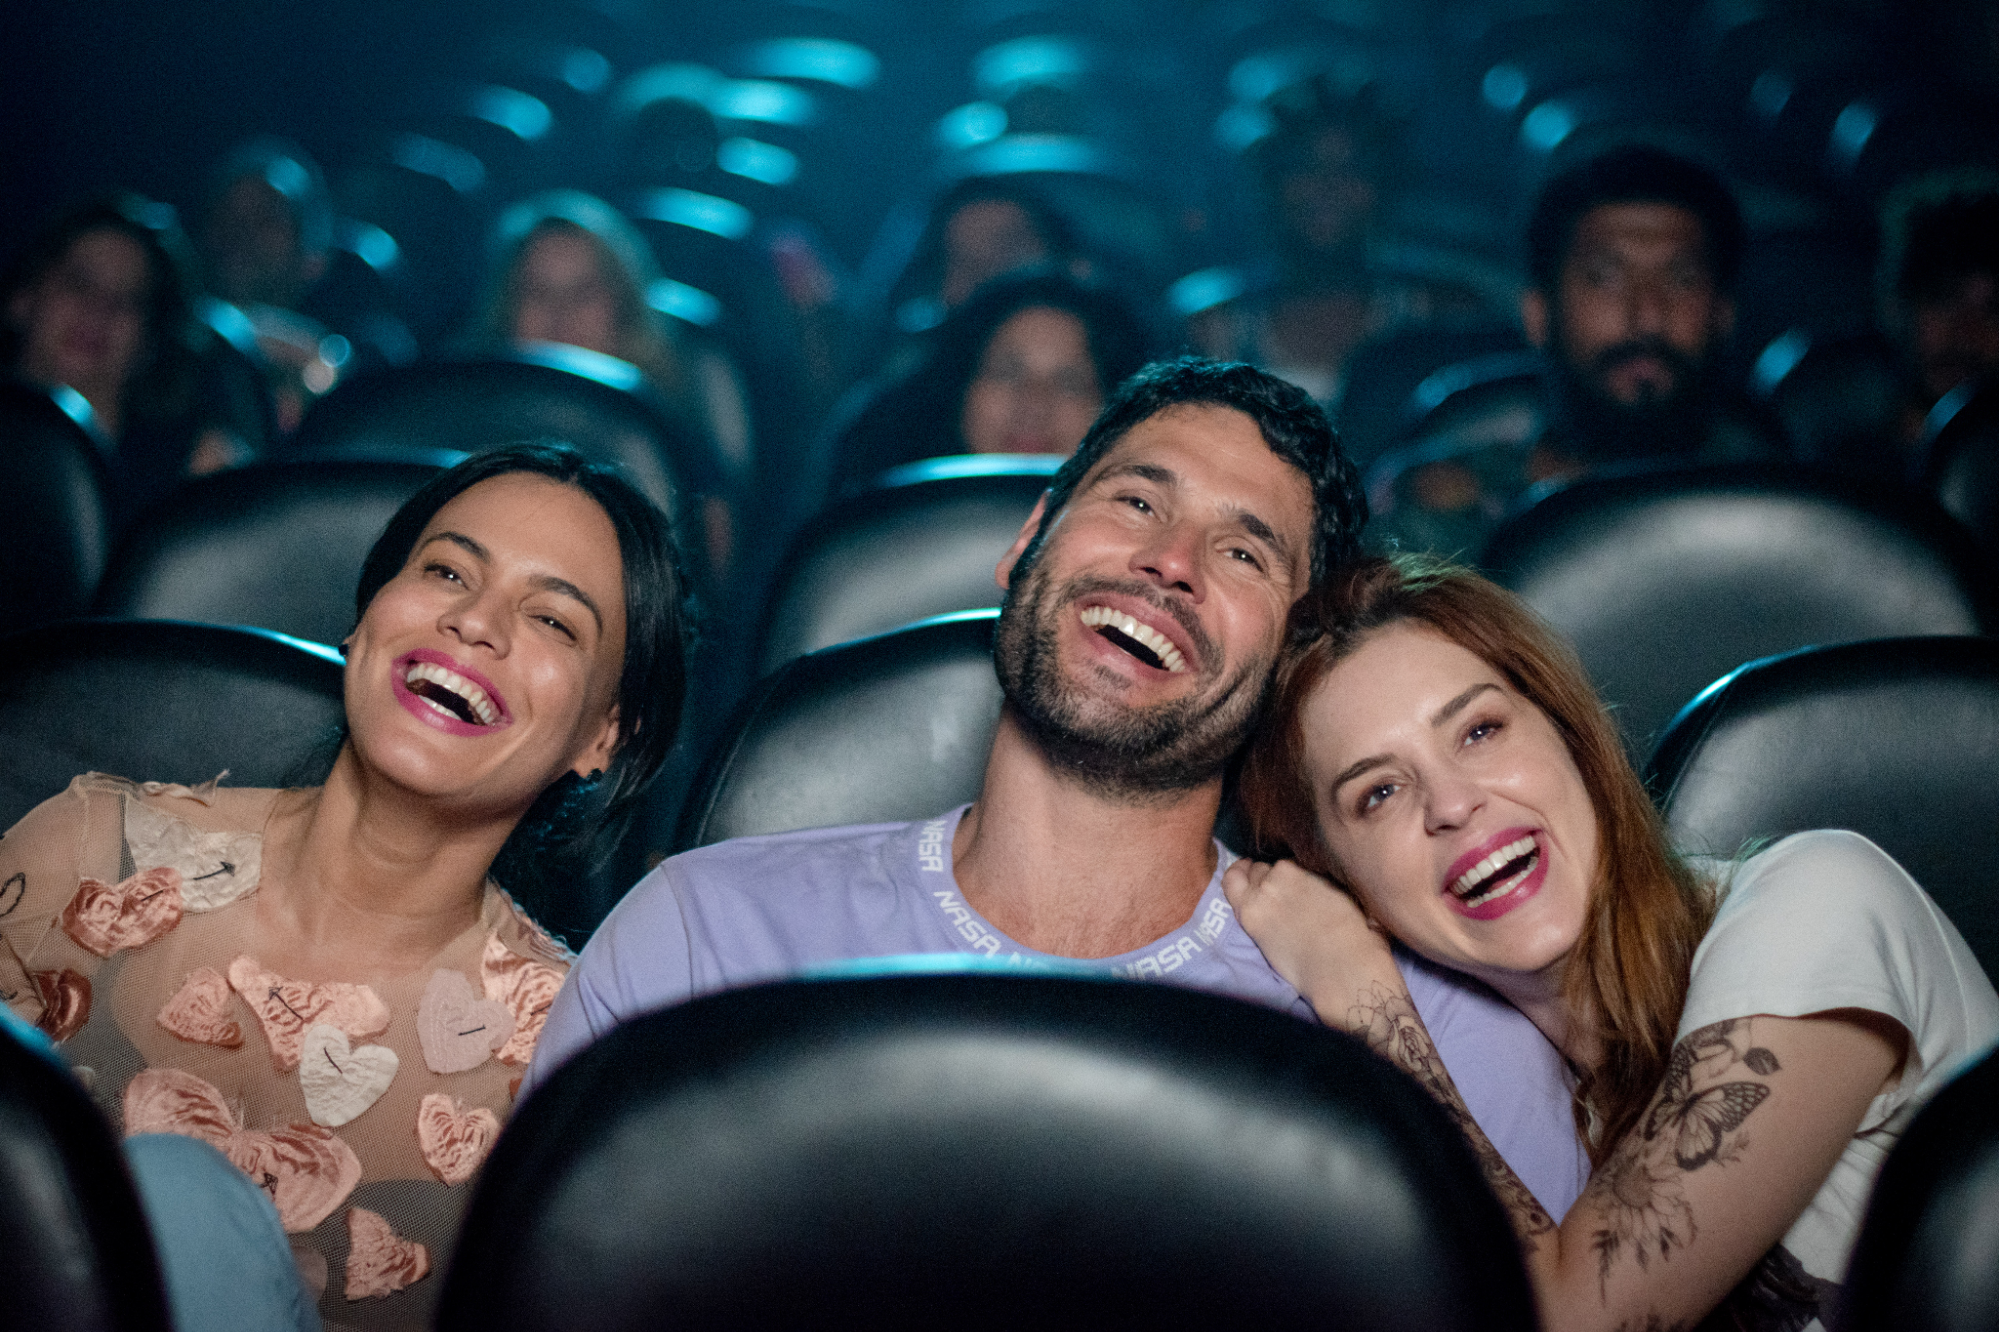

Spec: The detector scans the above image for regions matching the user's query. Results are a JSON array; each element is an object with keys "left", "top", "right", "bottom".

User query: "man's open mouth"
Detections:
[
  {"left": 1079, "top": 605, "right": 1188, "bottom": 673},
  {"left": 1448, "top": 834, "right": 1540, "bottom": 910},
  {"left": 405, "top": 660, "right": 502, "bottom": 727}
]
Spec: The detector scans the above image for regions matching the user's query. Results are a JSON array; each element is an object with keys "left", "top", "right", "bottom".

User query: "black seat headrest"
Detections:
[
  {"left": 1929, "top": 380, "right": 1999, "bottom": 563},
  {"left": 1645, "top": 636, "right": 1999, "bottom": 977},
  {"left": 0, "top": 1022, "right": 168, "bottom": 1329},
  {"left": 0, "top": 621, "right": 345, "bottom": 831},
  {"left": 757, "top": 457, "right": 1054, "bottom": 673},
  {"left": 288, "top": 355, "right": 707, "bottom": 514},
  {"left": 0, "top": 384, "right": 113, "bottom": 632},
  {"left": 1486, "top": 464, "right": 1994, "bottom": 755},
  {"left": 680, "top": 611, "right": 1004, "bottom": 850},
  {"left": 1838, "top": 1045, "right": 1999, "bottom": 1330},
  {"left": 92, "top": 457, "right": 452, "bottom": 646},
  {"left": 439, "top": 973, "right": 1534, "bottom": 1330}
]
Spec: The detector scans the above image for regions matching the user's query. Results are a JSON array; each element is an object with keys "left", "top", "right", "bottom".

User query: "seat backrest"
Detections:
[
  {"left": 287, "top": 354, "right": 705, "bottom": 515},
  {"left": 1400, "top": 349, "right": 1547, "bottom": 454},
  {"left": 1485, "top": 465, "right": 1994, "bottom": 755},
  {"left": 1929, "top": 380, "right": 1999, "bottom": 562},
  {"left": 0, "top": 384, "right": 114, "bottom": 632},
  {"left": 1837, "top": 1045, "right": 1999, "bottom": 1330},
  {"left": 0, "top": 621, "right": 345, "bottom": 831},
  {"left": 680, "top": 611, "right": 1004, "bottom": 849},
  {"left": 1645, "top": 636, "right": 1999, "bottom": 976},
  {"left": 0, "top": 1017, "right": 169, "bottom": 1329},
  {"left": 756, "top": 457, "right": 1056, "bottom": 674},
  {"left": 92, "top": 456, "right": 454, "bottom": 646},
  {"left": 438, "top": 973, "right": 1534, "bottom": 1330}
]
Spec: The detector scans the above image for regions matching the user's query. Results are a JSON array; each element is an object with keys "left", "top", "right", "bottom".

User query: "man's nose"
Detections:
[
  {"left": 1626, "top": 277, "right": 1670, "bottom": 336},
  {"left": 1133, "top": 523, "right": 1203, "bottom": 599}
]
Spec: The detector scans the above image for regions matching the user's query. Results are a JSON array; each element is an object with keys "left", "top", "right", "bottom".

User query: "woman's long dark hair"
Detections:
[
  {"left": 1239, "top": 554, "right": 1714, "bottom": 1162},
  {"left": 353, "top": 442, "right": 690, "bottom": 905}
]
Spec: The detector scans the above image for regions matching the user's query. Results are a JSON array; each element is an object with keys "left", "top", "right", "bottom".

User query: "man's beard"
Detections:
[
  {"left": 1548, "top": 333, "right": 1716, "bottom": 462},
  {"left": 993, "top": 557, "right": 1275, "bottom": 803}
]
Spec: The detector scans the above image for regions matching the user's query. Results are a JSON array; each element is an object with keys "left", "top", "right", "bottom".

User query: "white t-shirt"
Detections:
[{"left": 1679, "top": 830, "right": 1999, "bottom": 1326}]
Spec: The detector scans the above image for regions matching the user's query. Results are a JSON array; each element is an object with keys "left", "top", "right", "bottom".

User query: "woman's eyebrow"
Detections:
[
  {"left": 1431, "top": 682, "right": 1500, "bottom": 727},
  {"left": 531, "top": 575, "right": 604, "bottom": 633},
  {"left": 419, "top": 532, "right": 604, "bottom": 633}
]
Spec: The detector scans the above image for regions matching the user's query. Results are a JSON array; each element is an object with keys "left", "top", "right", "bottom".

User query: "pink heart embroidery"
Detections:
[
  {"left": 416, "top": 969, "right": 513, "bottom": 1074},
  {"left": 157, "top": 967, "right": 244, "bottom": 1048},
  {"left": 415, "top": 1092, "right": 500, "bottom": 1186},
  {"left": 59, "top": 867, "right": 183, "bottom": 957},
  {"left": 227, "top": 956, "right": 390, "bottom": 1071},
  {"left": 480, "top": 933, "right": 565, "bottom": 1067},
  {"left": 32, "top": 969, "right": 90, "bottom": 1042},
  {"left": 123, "top": 1067, "right": 361, "bottom": 1232},
  {"left": 343, "top": 1207, "right": 431, "bottom": 1300}
]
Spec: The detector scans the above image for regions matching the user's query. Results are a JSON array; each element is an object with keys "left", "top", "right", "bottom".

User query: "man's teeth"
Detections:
[
  {"left": 1078, "top": 606, "right": 1188, "bottom": 673},
  {"left": 1452, "top": 836, "right": 1538, "bottom": 905},
  {"left": 406, "top": 662, "right": 500, "bottom": 726}
]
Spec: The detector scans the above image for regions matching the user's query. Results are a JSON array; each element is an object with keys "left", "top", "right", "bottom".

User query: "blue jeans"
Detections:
[{"left": 124, "top": 1133, "right": 320, "bottom": 1331}]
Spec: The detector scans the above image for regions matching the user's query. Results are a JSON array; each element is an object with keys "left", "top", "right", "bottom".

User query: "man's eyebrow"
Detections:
[
  {"left": 1093, "top": 461, "right": 1175, "bottom": 488},
  {"left": 418, "top": 532, "right": 604, "bottom": 633},
  {"left": 1234, "top": 509, "right": 1294, "bottom": 569}
]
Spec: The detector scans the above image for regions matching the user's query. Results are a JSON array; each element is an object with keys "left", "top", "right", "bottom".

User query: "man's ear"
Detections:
[
  {"left": 995, "top": 493, "right": 1050, "bottom": 591},
  {"left": 1520, "top": 288, "right": 1550, "bottom": 349},
  {"left": 571, "top": 705, "right": 621, "bottom": 781}
]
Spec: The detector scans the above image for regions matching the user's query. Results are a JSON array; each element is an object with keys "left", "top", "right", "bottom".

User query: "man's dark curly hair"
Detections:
[
  {"left": 1014, "top": 357, "right": 1367, "bottom": 589},
  {"left": 1526, "top": 145, "right": 1745, "bottom": 294}
]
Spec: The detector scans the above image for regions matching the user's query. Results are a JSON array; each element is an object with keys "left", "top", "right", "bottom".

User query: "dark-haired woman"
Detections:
[
  {"left": 823, "top": 268, "right": 1150, "bottom": 497},
  {"left": 1228, "top": 556, "right": 1998, "bottom": 1329},
  {"left": 0, "top": 443, "right": 687, "bottom": 1326},
  {"left": 3, "top": 196, "right": 265, "bottom": 518}
]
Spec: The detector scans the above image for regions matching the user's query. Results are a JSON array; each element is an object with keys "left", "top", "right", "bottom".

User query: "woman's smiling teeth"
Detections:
[
  {"left": 1450, "top": 835, "right": 1540, "bottom": 908},
  {"left": 1079, "top": 605, "right": 1187, "bottom": 673},
  {"left": 405, "top": 661, "right": 501, "bottom": 726}
]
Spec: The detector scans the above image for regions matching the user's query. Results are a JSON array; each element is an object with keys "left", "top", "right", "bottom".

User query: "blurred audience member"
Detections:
[
  {"left": 2, "top": 195, "right": 263, "bottom": 518},
  {"left": 876, "top": 179, "right": 1087, "bottom": 368},
  {"left": 1373, "top": 146, "right": 1785, "bottom": 556},
  {"left": 824, "top": 269, "right": 1149, "bottom": 495},
  {"left": 1880, "top": 171, "right": 1999, "bottom": 433},
  {"left": 1187, "top": 77, "right": 1490, "bottom": 408},
  {"left": 198, "top": 137, "right": 409, "bottom": 433},
  {"left": 474, "top": 190, "right": 752, "bottom": 489}
]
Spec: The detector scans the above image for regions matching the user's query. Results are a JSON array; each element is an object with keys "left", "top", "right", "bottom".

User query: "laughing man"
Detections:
[{"left": 527, "top": 358, "right": 1589, "bottom": 1215}]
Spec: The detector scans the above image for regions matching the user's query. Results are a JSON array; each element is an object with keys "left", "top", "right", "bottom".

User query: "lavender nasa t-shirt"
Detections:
[{"left": 530, "top": 806, "right": 1591, "bottom": 1218}]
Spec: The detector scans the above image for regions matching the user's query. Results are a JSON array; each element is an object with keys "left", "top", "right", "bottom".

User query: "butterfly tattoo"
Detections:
[{"left": 1642, "top": 1020, "right": 1780, "bottom": 1172}]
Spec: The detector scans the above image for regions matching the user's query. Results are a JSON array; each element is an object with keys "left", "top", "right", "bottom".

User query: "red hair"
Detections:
[{"left": 1239, "top": 554, "right": 1713, "bottom": 1160}]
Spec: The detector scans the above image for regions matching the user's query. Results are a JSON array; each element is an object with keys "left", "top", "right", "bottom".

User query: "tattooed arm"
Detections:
[{"left": 1226, "top": 858, "right": 1904, "bottom": 1330}]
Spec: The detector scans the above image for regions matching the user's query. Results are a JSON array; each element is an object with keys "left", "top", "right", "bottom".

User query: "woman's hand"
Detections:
[{"left": 1224, "top": 858, "right": 1398, "bottom": 1016}]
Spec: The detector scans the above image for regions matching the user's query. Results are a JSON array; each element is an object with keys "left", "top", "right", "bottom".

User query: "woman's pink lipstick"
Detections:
[
  {"left": 1442, "top": 827, "right": 1546, "bottom": 921},
  {"left": 390, "top": 649, "right": 512, "bottom": 737}
]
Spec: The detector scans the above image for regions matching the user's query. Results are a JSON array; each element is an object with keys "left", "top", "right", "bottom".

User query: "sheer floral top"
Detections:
[{"left": 0, "top": 774, "right": 571, "bottom": 1331}]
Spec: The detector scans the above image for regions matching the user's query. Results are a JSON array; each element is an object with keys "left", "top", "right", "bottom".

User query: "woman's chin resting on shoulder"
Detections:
[
  {"left": 1227, "top": 554, "right": 1999, "bottom": 1330},
  {"left": 0, "top": 443, "right": 688, "bottom": 1328}
]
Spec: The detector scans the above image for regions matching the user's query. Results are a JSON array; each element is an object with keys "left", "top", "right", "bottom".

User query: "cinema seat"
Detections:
[
  {"left": 756, "top": 455, "right": 1056, "bottom": 672},
  {"left": 679, "top": 610, "right": 1003, "bottom": 849},
  {"left": 1929, "top": 380, "right": 1999, "bottom": 563},
  {"left": 286, "top": 353, "right": 710, "bottom": 517},
  {"left": 92, "top": 455, "right": 456, "bottom": 646},
  {"left": 0, "top": 384, "right": 114, "bottom": 632},
  {"left": 1486, "top": 465, "right": 1993, "bottom": 755},
  {"left": 0, "top": 621, "right": 345, "bottom": 831},
  {"left": 1837, "top": 1046, "right": 1999, "bottom": 1330},
  {"left": 1644, "top": 636, "right": 1999, "bottom": 978},
  {"left": 438, "top": 973, "right": 1534, "bottom": 1329},
  {"left": 0, "top": 1018, "right": 168, "bottom": 1329}
]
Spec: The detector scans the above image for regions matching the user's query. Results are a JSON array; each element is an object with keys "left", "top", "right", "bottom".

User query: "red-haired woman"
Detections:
[{"left": 1229, "top": 554, "right": 1999, "bottom": 1329}]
